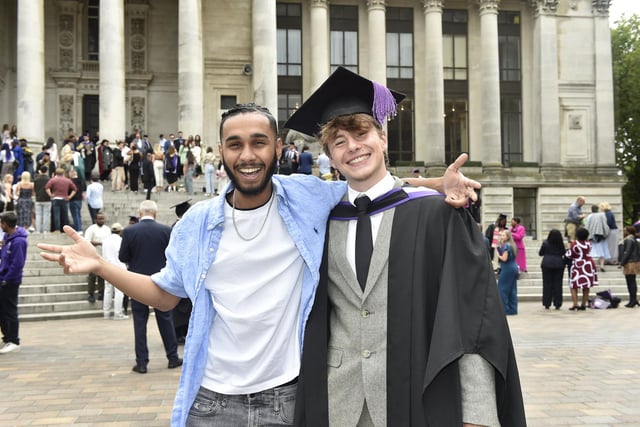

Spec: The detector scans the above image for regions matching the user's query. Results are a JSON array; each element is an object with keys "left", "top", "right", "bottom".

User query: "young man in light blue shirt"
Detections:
[{"left": 38, "top": 103, "right": 478, "bottom": 426}]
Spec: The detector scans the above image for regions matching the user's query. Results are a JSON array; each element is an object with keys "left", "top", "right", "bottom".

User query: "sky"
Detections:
[{"left": 609, "top": 0, "right": 640, "bottom": 26}]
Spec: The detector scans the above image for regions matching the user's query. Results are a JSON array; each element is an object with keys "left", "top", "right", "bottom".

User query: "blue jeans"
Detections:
[
  {"left": 186, "top": 382, "right": 296, "bottom": 426},
  {"left": 69, "top": 199, "right": 82, "bottom": 232},
  {"left": 51, "top": 199, "right": 70, "bottom": 232}
]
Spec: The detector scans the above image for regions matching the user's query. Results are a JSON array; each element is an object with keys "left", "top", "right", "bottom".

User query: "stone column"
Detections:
[
  {"left": 252, "top": 0, "right": 278, "bottom": 116},
  {"left": 16, "top": 0, "right": 45, "bottom": 144},
  {"left": 421, "top": 0, "right": 445, "bottom": 167},
  {"left": 99, "top": 0, "right": 126, "bottom": 143},
  {"left": 532, "top": 1, "right": 561, "bottom": 170},
  {"left": 593, "top": 0, "right": 615, "bottom": 167},
  {"left": 178, "top": 0, "right": 204, "bottom": 136},
  {"left": 310, "top": 0, "right": 330, "bottom": 90},
  {"left": 366, "top": 1, "right": 387, "bottom": 84},
  {"left": 478, "top": 0, "right": 502, "bottom": 169}
]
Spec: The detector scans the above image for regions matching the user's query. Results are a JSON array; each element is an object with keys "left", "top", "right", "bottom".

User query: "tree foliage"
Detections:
[{"left": 612, "top": 14, "right": 640, "bottom": 223}]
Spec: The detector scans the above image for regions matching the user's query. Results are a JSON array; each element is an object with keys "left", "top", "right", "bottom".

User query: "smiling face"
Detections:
[
  {"left": 219, "top": 112, "right": 280, "bottom": 208},
  {"left": 322, "top": 114, "right": 388, "bottom": 192}
]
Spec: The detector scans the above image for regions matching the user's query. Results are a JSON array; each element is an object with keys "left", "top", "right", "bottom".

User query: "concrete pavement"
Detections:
[{"left": 1, "top": 301, "right": 639, "bottom": 426}]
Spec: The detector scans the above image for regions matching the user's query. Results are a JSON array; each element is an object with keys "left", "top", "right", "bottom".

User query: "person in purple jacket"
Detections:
[{"left": 0, "top": 211, "right": 28, "bottom": 354}]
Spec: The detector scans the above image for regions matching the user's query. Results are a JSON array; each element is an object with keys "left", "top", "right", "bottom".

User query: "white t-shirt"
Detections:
[
  {"left": 201, "top": 194, "right": 303, "bottom": 394},
  {"left": 84, "top": 224, "right": 111, "bottom": 255}
]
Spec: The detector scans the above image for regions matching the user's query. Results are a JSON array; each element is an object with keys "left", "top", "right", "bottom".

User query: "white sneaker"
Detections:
[
  {"left": 0, "top": 342, "right": 20, "bottom": 354},
  {"left": 113, "top": 314, "right": 129, "bottom": 320}
]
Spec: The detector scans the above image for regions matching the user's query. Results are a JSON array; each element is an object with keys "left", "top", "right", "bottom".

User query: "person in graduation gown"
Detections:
[{"left": 285, "top": 67, "right": 526, "bottom": 427}]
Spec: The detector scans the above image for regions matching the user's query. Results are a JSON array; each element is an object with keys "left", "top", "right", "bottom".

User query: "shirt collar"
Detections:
[{"left": 347, "top": 172, "right": 394, "bottom": 205}]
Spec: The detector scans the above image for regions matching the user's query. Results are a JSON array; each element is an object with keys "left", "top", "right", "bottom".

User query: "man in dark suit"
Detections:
[{"left": 119, "top": 200, "right": 182, "bottom": 374}]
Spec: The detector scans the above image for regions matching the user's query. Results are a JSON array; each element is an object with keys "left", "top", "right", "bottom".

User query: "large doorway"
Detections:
[
  {"left": 82, "top": 95, "right": 99, "bottom": 138},
  {"left": 513, "top": 188, "right": 537, "bottom": 239}
]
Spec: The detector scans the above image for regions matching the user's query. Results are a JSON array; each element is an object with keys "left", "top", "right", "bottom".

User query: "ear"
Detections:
[
  {"left": 380, "top": 130, "right": 388, "bottom": 152},
  {"left": 276, "top": 137, "right": 283, "bottom": 160}
]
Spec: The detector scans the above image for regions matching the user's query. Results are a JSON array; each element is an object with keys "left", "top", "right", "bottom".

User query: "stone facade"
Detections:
[{"left": 0, "top": 0, "right": 624, "bottom": 236}]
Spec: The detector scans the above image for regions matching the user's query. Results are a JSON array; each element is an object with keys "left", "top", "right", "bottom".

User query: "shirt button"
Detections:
[
  {"left": 362, "top": 350, "right": 371, "bottom": 358},
  {"left": 361, "top": 309, "right": 370, "bottom": 318}
]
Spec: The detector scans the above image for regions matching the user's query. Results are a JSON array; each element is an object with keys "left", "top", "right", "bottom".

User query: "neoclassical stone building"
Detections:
[{"left": 0, "top": 0, "right": 623, "bottom": 236}]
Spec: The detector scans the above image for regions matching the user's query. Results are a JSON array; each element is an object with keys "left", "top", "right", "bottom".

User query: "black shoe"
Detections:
[
  {"left": 88, "top": 295, "right": 96, "bottom": 303},
  {"left": 569, "top": 306, "right": 578, "bottom": 311},
  {"left": 555, "top": 306, "right": 561, "bottom": 310},
  {"left": 625, "top": 301, "right": 639, "bottom": 308},
  {"left": 132, "top": 365, "right": 147, "bottom": 374},
  {"left": 578, "top": 305, "right": 587, "bottom": 310},
  {"left": 599, "top": 268, "right": 606, "bottom": 273},
  {"left": 544, "top": 306, "right": 550, "bottom": 310},
  {"left": 96, "top": 293, "right": 103, "bottom": 301},
  {"left": 168, "top": 358, "right": 183, "bottom": 369}
]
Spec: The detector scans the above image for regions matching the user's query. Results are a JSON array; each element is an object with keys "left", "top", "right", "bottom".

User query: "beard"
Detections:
[{"left": 223, "top": 151, "right": 278, "bottom": 196}]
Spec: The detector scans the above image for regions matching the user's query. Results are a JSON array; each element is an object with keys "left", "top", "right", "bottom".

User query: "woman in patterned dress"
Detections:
[
  {"left": 565, "top": 227, "right": 598, "bottom": 310},
  {"left": 14, "top": 171, "right": 34, "bottom": 229}
]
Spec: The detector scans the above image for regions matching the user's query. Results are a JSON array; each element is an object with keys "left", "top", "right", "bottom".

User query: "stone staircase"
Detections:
[
  {"left": 510, "top": 237, "right": 629, "bottom": 306},
  {"left": 17, "top": 181, "right": 632, "bottom": 320},
  {"left": 19, "top": 177, "right": 212, "bottom": 321}
]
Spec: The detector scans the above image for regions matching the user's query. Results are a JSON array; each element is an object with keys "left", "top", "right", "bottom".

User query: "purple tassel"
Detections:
[{"left": 372, "top": 81, "right": 398, "bottom": 125}]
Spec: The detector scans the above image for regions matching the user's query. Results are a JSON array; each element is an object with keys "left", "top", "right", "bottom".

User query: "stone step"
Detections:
[
  {"left": 18, "top": 299, "right": 102, "bottom": 315},
  {"left": 19, "top": 283, "right": 87, "bottom": 295},
  {"left": 19, "top": 291, "right": 89, "bottom": 304}
]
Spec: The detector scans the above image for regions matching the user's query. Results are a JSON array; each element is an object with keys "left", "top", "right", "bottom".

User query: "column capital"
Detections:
[
  {"left": 366, "top": 0, "right": 386, "bottom": 11},
  {"left": 592, "top": 0, "right": 611, "bottom": 15},
  {"left": 311, "top": 0, "right": 329, "bottom": 8},
  {"left": 529, "top": 0, "right": 558, "bottom": 15},
  {"left": 421, "top": 0, "right": 443, "bottom": 13},
  {"left": 478, "top": 0, "right": 500, "bottom": 14}
]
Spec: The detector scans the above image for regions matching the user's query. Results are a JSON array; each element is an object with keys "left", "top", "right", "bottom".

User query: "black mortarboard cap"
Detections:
[
  {"left": 498, "top": 213, "right": 507, "bottom": 220},
  {"left": 128, "top": 215, "right": 139, "bottom": 224},
  {"left": 171, "top": 200, "right": 192, "bottom": 218},
  {"left": 283, "top": 66, "right": 406, "bottom": 137}
]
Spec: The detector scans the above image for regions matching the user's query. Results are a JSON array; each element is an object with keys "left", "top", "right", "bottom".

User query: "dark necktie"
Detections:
[{"left": 355, "top": 195, "right": 373, "bottom": 291}]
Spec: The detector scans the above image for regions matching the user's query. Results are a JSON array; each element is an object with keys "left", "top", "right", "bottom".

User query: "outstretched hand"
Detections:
[
  {"left": 442, "top": 153, "right": 480, "bottom": 208},
  {"left": 37, "top": 225, "right": 102, "bottom": 275}
]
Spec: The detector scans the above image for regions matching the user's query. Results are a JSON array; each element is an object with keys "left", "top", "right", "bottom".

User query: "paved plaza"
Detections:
[{"left": 0, "top": 301, "right": 639, "bottom": 426}]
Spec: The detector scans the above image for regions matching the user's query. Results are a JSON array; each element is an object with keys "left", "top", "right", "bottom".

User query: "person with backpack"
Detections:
[{"left": 619, "top": 225, "right": 640, "bottom": 307}]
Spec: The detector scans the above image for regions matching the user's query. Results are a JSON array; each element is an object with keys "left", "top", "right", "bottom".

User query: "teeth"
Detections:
[
  {"left": 347, "top": 155, "right": 368, "bottom": 165},
  {"left": 239, "top": 167, "right": 260, "bottom": 173}
]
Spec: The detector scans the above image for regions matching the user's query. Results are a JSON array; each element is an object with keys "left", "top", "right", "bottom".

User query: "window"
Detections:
[
  {"left": 277, "top": 3, "right": 303, "bottom": 133},
  {"left": 386, "top": 98, "right": 414, "bottom": 163},
  {"left": 87, "top": 0, "right": 99, "bottom": 61},
  {"left": 220, "top": 95, "right": 237, "bottom": 110},
  {"left": 501, "top": 95, "right": 522, "bottom": 164},
  {"left": 442, "top": 10, "right": 467, "bottom": 81},
  {"left": 277, "top": 3, "right": 302, "bottom": 76},
  {"left": 499, "top": 11, "right": 522, "bottom": 164},
  {"left": 386, "top": 8, "right": 413, "bottom": 79},
  {"left": 498, "top": 12, "right": 521, "bottom": 81},
  {"left": 330, "top": 5, "right": 358, "bottom": 73},
  {"left": 444, "top": 99, "right": 469, "bottom": 165},
  {"left": 442, "top": 10, "right": 469, "bottom": 164},
  {"left": 278, "top": 93, "right": 302, "bottom": 124}
]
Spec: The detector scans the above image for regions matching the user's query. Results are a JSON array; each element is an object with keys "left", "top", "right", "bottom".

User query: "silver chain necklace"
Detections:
[{"left": 231, "top": 190, "right": 275, "bottom": 241}]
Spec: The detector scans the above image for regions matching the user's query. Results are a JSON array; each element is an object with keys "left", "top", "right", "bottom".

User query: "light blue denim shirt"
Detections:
[{"left": 151, "top": 174, "right": 346, "bottom": 426}]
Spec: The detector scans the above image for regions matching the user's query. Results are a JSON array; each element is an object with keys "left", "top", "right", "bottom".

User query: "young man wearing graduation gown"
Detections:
[{"left": 286, "top": 67, "right": 526, "bottom": 426}]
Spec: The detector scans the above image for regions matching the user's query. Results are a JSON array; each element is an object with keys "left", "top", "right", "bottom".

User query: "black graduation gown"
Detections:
[{"left": 294, "top": 192, "right": 526, "bottom": 426}]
